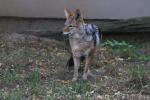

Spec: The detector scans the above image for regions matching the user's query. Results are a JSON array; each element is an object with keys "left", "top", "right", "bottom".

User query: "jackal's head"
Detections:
[{"left": 62, "top": 8, "right": 84, "bottom": 35}]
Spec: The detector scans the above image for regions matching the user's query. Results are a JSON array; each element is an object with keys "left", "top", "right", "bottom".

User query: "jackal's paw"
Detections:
[
  {"left": 83, "top": 74, "right": 87, "bottom": 80},
  {"left": 72, "top": 77, "right": 78, "bottom": 82}
]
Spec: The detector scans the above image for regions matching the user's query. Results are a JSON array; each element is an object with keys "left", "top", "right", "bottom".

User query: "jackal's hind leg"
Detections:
[{"left": 72, "top": 57, "right": 80, "bottom": 82}]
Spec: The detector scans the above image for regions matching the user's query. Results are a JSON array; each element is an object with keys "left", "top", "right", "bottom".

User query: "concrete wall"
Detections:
[{"left": 0, "top": 0, "right": 150, "bottom": 19}]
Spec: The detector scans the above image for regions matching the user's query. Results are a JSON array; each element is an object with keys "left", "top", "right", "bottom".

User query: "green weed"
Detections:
[
  {"left": 138, "top": 55, "right": 150, "bottom": 61},
  {"left": 102, "top": 40, "right": 136, "bottom": 58},
  {"left": 2, "top": 69, "right": 20, "bottom": 84},
  {"left": 27, "top": 69, "right": 41, "bottom": 87},
  {"left": 69, "top": 80, "right": 93, "bottom": 94},
  {"left": 132, "top": 65, "right": 146, "bottom": 80},
  {"left": 102, "top": 40, "right": 134, "bottom": 49},
  {"left": 6, "top": 91, "right": 22, "bottom": 100},
  {"left": 27, "top": 68, "right": 41, "bottom": 95}
]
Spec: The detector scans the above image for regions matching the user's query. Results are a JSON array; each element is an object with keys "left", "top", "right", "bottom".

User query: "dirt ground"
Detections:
[{"left": 0, "top": 18, "right": 150, "bottom": 100}]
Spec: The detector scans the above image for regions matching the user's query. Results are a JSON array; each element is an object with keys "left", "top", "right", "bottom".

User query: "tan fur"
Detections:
[{"left": 63, "top": 9, "right": 96, "bottom": 81}]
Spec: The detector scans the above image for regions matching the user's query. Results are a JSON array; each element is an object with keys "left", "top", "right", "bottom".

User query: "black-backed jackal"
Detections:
[{"left": 62, "top": 8, "right": 102, "bottom": 81}]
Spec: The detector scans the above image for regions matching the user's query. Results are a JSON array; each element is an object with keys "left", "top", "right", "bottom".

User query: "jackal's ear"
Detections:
[
  {"left": 64, "top": 8, "right": 70, "bottom": 18},
  {"left": 75, "top": 9, "right": 81, "bottom": 20}
]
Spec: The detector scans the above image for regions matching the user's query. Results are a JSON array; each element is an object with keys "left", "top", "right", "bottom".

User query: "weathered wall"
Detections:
[{"left": 0, "top": 0, "right": 150, "bottom": 19}]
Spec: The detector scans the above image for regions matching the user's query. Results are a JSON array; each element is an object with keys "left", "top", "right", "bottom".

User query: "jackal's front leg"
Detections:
[
  {"left": 72, "top": 57, "right": 80, "bottom": 81},
  {"left": 83, "top": 57, "right": 91, "bottom": 80}
]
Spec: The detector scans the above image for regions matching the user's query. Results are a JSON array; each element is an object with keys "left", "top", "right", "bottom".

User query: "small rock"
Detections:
[
  {"left": 96, "top": 95, "right": 103, "bottom": 100},
  {"left": 114, "top": 91, "right": 121, "bottom": 96},
  {"left": 121, "top": 95, "right": 127, "bottom": 100},
  {"left": 115, "top": 57, "right": 124, "bottom": 61},
  {"left": 76, "top": 94, "right": 81, "bottom": 98},
  {"left": 105, "top": 94, "right": 110, "bottom": 100}
]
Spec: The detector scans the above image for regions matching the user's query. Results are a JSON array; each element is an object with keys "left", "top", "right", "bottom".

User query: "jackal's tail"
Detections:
[
  {"left": 94, "top": 27, "right": 102, "bottom": 46},
  {"left": 98, "top": 27, "right": 102, "bottom": 41},
  {"left": 87, "top": 24, "right": 102, "bottom": 46}
]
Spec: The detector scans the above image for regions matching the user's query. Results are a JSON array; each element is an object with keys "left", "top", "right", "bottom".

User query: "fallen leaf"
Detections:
[
  {"left": 62, "top": 80, "right": 71, "bottom": 84},
  {"left": 39, "top": 67, "right": 48, "bottom": 77},
  {"left": 127, "top": 57, "right": 131, "bottom": 60},
  {"left": 0, "top": 63, "right": 3, "bottom": 67}
]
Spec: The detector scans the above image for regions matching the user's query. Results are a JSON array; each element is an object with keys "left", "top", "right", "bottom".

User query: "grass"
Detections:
[
  {"left": 46, "top": 80, "right": 94, "bottom": 99},
  {"left": 102, "top": 40, "right": 136, "bottom": 58},
  {"left": 1, "top": 69, "right": 21, "bottom": 84},
  {"left": 132, "top": 65, "right": 146, "bottom": 80},
  {"left": 0, "top": 90, "right": 22, "bottom": 100},
  {"left": 27, "top": 68, "right": 41, "bottom": 95},
  {"left": 0, "top": 33, "right": 150, "bottom": 99},
  {"left": 126, "top": 65, "right": 149, "bottom": 94},
  {"left": 131, "top": 65, "right": 148, "bottom": 89},
  {"left": 69, "top": 80, "right": 93, "bottom": 95},
  {"left": 102, "top": 39, "right": 150, "bottom": 61},
  {"left": 5, "top": 91, "right": 22, "bottom": 100},
  {"left": 138, "top": 54, "right": 150, "bottom": 61},
  {"left": 27, "top": 68, "right": 41, "bottom": 87}
]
